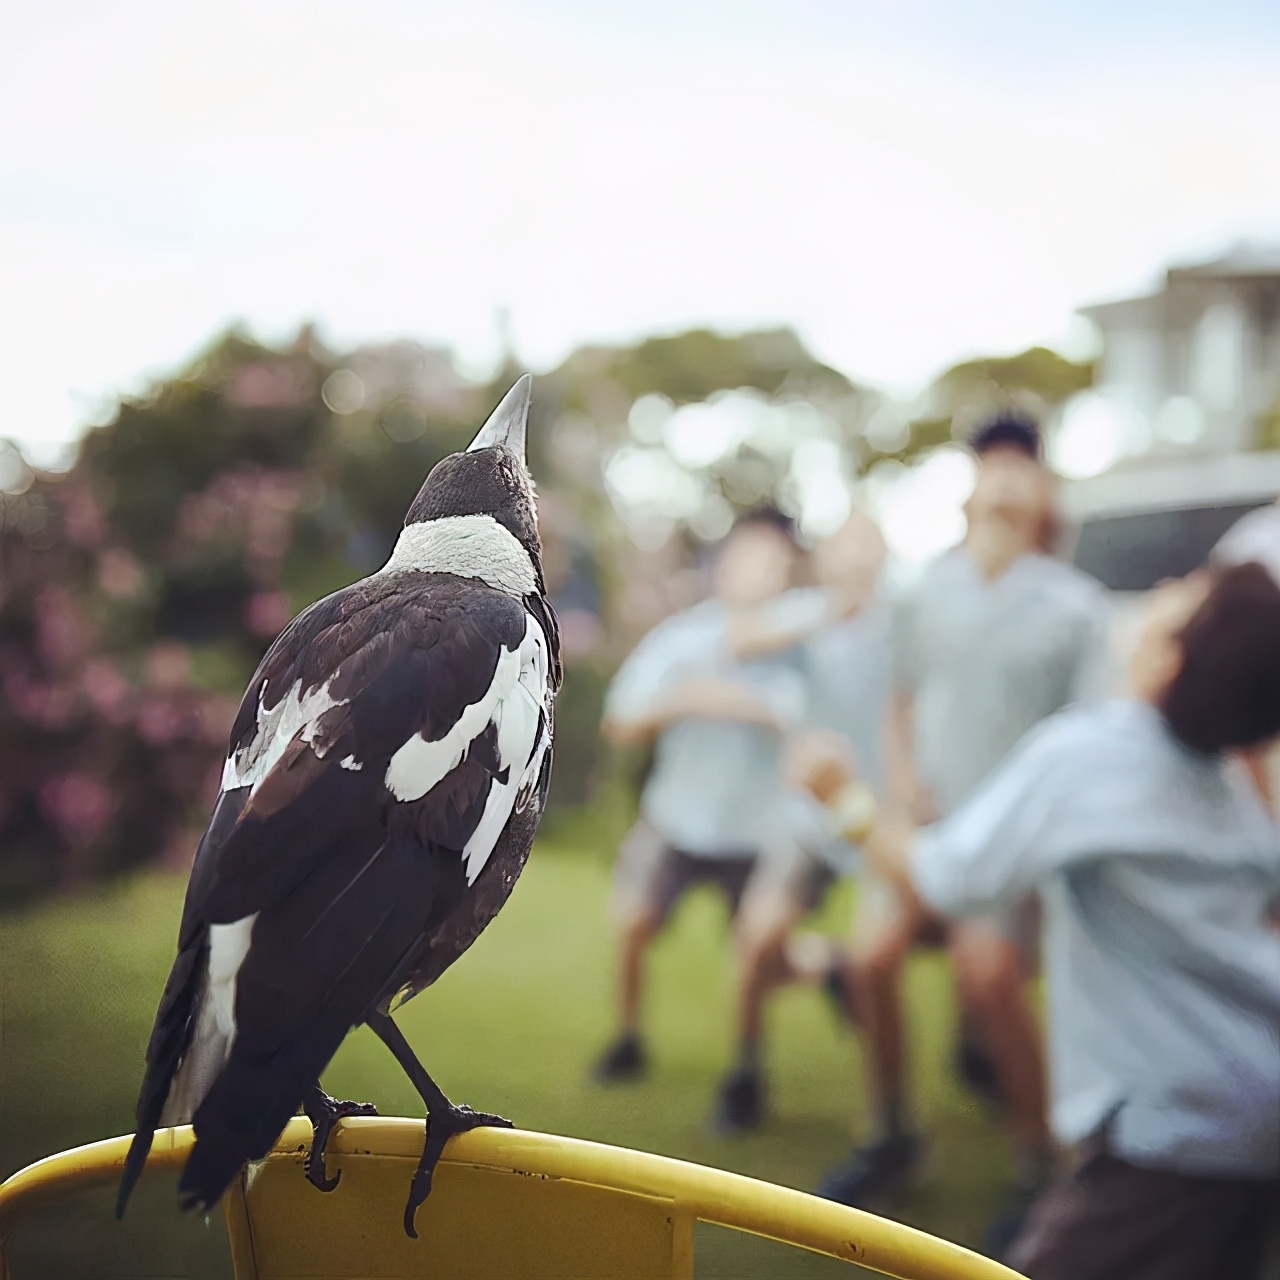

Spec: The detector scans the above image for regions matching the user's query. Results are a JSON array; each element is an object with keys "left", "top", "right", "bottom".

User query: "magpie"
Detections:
[{"left": 116, "top": 375, "right": 562, "bottom": 1237}]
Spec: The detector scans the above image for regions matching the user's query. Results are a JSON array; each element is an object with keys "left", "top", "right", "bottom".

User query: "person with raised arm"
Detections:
[
  {"left": 589, "top": 510, "right": 809, "bottom": 1083},
  {"left": 819, "top": 414, "right": 1108, "bottom": 1255},
  {"left": 710, "top": 512, "right": 890, "bottom": 1134}
]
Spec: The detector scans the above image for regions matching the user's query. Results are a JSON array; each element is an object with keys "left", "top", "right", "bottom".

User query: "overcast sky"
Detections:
[{"left": 3, "top": 0, "right": 1279, "bottom": 463}]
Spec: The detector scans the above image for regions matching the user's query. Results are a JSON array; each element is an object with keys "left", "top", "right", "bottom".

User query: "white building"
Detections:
[{"left": 1077, "top": 245, "right": 1280, "bottom": 456}]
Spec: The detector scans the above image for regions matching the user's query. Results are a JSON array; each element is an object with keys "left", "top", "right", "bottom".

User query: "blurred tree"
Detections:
[
  {"left": 540, "top": 327, "right": 874, "bottom": 648},
  {"left": 935, "top": 345, "right": 1097, "bottom": 408},
  {"left": 0, "top": 327, "right": 498, "bottom": 902},
  {"left": 0, "top": 477, "right": 233, "bottom": 904},
  {"left": 1, "top": 321, "right": 1089, "bottom": 902},
  {"left": 549, "top": 327, "right": 854, "bottom": 414},
  {"left": 868, "top": 345, "right": 1095, "bottom": 467}
]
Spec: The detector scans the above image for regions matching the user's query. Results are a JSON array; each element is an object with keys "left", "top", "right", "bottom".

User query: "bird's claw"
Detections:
[
  {"left": 403, "top": 1104, "right": 513, "bottom": 1238},
  {"left": 452, "top": 1105, "right": 514, "bottom": 1130},
  {"left": 304, "top": 1094, "right": 379, "bottom": 1193},
  {"left": 308, "top": 1157, "right": 342, "bottom": 1194}
]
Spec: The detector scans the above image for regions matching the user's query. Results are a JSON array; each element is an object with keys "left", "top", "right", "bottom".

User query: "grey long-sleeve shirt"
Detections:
[{"left": 915, "top": 699, "right": 1280, "bottom": 1177}]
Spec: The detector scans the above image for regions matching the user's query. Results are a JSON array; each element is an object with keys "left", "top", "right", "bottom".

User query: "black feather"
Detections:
[
  {"left": 178, "top": 832, "right": 465, "bottom": 1209},
  {"left": 116, "top": 932, "right": 207, "bottom": 1217}
]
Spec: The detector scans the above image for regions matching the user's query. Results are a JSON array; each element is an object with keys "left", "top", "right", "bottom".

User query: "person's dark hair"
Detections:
[
  {"left": 969, "top": 412, "right": 1043, "bottom": 461},
  {"left": 732, "top": 505, "right": 798, "bottom": 544},
  {"left": 1160, "top": 561, "right": 1280, "bottom": 754}
]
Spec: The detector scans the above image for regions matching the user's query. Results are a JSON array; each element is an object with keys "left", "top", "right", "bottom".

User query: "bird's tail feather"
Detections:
[
  {"left": 175, "top": 834, "right": 450, "bottom": 1211},
  {"left": 177, "top": 1013, "right": 357, "bottom": 1211},
  {"left": 116, "top": 935, "right": 208, "bottom": 1218},
  {"left": 159, "top": 995, "right": 233, "bottom": 1127}
]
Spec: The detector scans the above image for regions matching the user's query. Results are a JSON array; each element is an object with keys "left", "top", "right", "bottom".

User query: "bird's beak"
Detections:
[{"left": 467, "top": 374, "right": 532, "bottom": 459}]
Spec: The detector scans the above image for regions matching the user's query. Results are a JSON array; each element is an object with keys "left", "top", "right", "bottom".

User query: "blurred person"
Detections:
[
  {"left": 812, "top": 558, "right": 1280, "bottom": 1278},
  {"left": 821, "top": 415, "right": 1108, "bottom": 1247},
  {"left": 1214, "top": 500, "right": 1280, "bottom": 819},
  {"left": 710, "top": 513, "right": 891, "bottom": 1133},
  {"left": 1212, "top": 498, "right": 1280, "bottom": 583},
  {"left": 590, "top": 510, "right": 808, "bottom": 1082}
]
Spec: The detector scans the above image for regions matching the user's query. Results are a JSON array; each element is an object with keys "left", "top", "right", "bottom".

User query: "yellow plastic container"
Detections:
[{"left": 0, "top": 1118, "right": 1025, "bottom": 1279}]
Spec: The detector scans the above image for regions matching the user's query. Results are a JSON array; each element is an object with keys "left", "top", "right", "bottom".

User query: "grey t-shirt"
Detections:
[
  {"left": 892, "top": 548, "right": 1108, "bottom": 814},
  {"left": 754, "top": 594, "right": 892, "bottom": 875},
  {"left": 914, "top": 699, "right": 1280, "bottom": 1177},
  {"left": 803, "top": 598, "right": 891, "bottom": 798},
  {"left": 605, "top": 599, "right": 806, "bottom": 857}
]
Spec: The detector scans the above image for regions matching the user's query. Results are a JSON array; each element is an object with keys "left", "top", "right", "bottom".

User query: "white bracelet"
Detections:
[{"left": 830, "top": 782, "right": 879, "bottom": 844}]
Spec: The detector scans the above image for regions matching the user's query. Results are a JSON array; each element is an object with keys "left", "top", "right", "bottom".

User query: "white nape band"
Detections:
[{"left": 378, "top": 514, "right": 536, "bottom": 597}]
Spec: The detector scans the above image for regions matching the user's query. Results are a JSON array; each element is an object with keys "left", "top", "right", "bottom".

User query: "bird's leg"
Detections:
[
  {"left": 366, "top": 1010, "right": 513, "bottom": 1238},
  {"left": 302, "top": 1083, "right": 379, "bottom": 1193}
]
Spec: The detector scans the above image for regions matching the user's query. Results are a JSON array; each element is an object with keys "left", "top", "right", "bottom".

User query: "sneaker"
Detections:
[
  {"left": 590, "top": 1032, "right": 647, "bottom": 1084},
  {"left": 710, "top": 1065, "right": 764, "bottom": 1135},
  {"left": 981, "top": 1161, "right": 1053, "bottom": 1260},
  {"left": 955, "top": 1035, "right": 1004, "bottom": 1109},
  {"left": 815, "top": 1131, "right": 924, "bottom": 1207},
  {"left": 821, "top": 963, "right": 859, "bottom": 1030}
]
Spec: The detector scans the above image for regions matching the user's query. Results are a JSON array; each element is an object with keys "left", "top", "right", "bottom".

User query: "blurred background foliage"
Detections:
[{"left": 0, "top": 324, "right": 1091, "bottom": 905}]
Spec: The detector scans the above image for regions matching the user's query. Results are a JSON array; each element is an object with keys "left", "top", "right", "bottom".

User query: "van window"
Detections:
[{"left": 1071, "top": 502, "right": 1269, "bottom": 591}]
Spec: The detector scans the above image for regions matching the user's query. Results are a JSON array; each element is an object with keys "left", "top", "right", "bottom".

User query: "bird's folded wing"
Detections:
[{"left": 181, "top": 581, "right": 539, "bottom": 930}]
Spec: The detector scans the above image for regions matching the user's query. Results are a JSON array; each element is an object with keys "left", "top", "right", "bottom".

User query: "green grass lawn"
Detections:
[{"left": 0, "top": 840, "right": 1012, "bottom": 1278}]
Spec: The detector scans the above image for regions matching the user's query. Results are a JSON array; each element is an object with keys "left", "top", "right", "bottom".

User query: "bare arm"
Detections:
[
  {"left": 782, "top": 727, "right": 922, "bottom": 911},
  {"left": 724, "top": 596, "right": 833, "bottom": 662},
  {"left": 883, "top": 688, "right": 928, "bottom": 819},
  {"left": 862, "top": 815, "right": 921, "bottom": 907},
  {"left": 881, "top": 581, "right": 939, "bottom": 822},
  {"left": 1238, "top": 741, "right": 1279, "bottom": 816},
  {"left": 602, "top": 676, "right": 786, "bottom": 747}
]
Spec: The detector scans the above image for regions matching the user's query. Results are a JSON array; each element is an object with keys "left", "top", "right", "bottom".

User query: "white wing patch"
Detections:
[
  {"left": 384, "top": 612, "right": 551, "bottom": 885},
  {"left": 206, "top": 915, "right": 257, "bottom": 1041},
  {"left": 221, "top": 677, "right": 348, "bottom": 795},
  {"left": 461, "top": 615, "right": 551, "bottom": 883},
  {"left": 384, "top": 642, "right": 523, "bottom": 802}
]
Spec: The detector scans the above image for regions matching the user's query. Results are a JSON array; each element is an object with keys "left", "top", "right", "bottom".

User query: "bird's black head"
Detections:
[{"left": 404, "top": 375, "right": 540, "bottom": 561}]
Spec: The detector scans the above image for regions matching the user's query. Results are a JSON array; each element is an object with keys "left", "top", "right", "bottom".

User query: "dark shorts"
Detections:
[
  {"left": 744, "top": 837, "right": 836, "bottom": 918},
  {"left": 611, "top": 819, "right": 756, "bottom": 928},
  {"left": 1009, "top": 1138, "right": 1280, "bottom": 1280}
]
